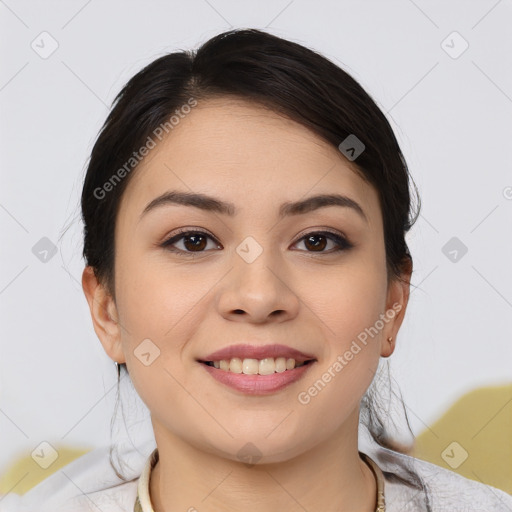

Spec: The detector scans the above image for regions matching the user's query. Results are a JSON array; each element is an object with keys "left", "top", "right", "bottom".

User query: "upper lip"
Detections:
[{"left": 199, "top": 344, "right": 317, "bottom": 364}]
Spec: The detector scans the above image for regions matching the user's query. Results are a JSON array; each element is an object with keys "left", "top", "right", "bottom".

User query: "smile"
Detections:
[
  {"left": 201, "top": 357, "right": 314, "bottom": 375},
  {"left": 198, "top": 358, "right": 317, "bottom": 395}
]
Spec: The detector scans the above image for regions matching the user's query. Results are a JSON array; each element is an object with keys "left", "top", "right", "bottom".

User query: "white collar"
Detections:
[
  {"left": 133, "top": 448, "right": 386, "bottom": 511},
  {"left": 134, "top": 447, "right": 158, "bottom": 511}
]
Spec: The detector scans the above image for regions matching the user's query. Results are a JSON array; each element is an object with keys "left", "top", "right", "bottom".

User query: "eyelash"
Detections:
[{"left": 159, "top": 228, "right": 353, "bottom": 257}]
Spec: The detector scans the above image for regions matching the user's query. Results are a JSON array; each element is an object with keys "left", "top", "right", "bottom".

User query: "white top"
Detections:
[{"left": 1, "top": 439, "right": 511, "bottom": 511}]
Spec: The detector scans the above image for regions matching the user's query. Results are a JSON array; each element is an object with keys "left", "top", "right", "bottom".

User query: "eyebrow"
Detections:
[{"left": 139, "top": 190, "right": 368, "bottom": 223}]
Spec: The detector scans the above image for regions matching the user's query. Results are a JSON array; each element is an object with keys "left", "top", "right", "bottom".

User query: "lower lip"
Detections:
[{"left": 199, "top": 361, "right": 315, "bottom": 395}]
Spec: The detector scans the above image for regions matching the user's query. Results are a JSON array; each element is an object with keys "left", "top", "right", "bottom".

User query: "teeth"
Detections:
[
  {"left": 258, "top": 358, "right": 275, "bottom": 375},
  {"left": 243, "top": 359, "right": 259, "bottom": 375},
  {"left": 275, "top": 357, "right": 287, "bottom": 373},
  {"left": 229, "top": 357, "right": 243, "bottom": 373},
  {"left": 207, "top": 357, "right": 308, "bottom": 374}
]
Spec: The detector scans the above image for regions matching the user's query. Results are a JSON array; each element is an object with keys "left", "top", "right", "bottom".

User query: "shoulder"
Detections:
[
  {"left": 56, "top": 481, "right": 139, "bottom": 512},
  {"left": 0, "top": 443, "right": 153, "bottom": 512},
  {"left": 365, "top": 446, "right": 512, "bottom": 512},
  {"left": 0, "top": 482, "right": 138, "bottom": 512}
]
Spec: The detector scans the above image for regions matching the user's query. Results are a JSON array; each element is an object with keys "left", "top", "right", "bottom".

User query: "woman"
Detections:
[{"left": 3, "top": 28, "right": 511, "bottom": 512}]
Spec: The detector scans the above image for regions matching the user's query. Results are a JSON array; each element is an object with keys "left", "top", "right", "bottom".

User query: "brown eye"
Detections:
[
  {"left": 160, "top": 229, "right": 352, "bottom": 257},
  {"left": 293, "top": 231, "right": 352, "bottom": 254},
  {"left": 161, "top": 230, "right": 221, "bottom": 256},
  {"left": 181, "top": 233, "right": 208, "bottom": 251},
  {"left": 303, "top": 234, "right": 329, "bottom": 251}
]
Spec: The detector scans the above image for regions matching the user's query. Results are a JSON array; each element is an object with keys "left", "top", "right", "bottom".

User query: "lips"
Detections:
[
  {"left": 198, "top": 343, "right": 317, "bottom": 364},
  {"left": 200, "top": 360, "right": 315, "bottom": 395}
]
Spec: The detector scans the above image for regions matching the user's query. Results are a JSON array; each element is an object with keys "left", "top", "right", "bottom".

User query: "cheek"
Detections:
[
  {"left": 114, "top": 255, "right": 213, "bottom": 402},
  {"left": 115, "top": 250, "right": 208, "bottom": 338},
  {"left": 298, "top": 252, "right": 387, "bottom": 401},
  {"left": 294, "top": 267, "right": 386, "bottom": 427},
  {"left": 303, "top": 255, "right": 388, "bottom": 342}
]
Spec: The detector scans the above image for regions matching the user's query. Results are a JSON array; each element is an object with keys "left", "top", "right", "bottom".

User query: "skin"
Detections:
[{"left": 82, "top": 97, "right": 411, "bottom": 512}]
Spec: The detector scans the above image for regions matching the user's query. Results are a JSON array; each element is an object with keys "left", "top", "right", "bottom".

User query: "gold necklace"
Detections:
[{"left": 359, "top": 451, "right": 386, "bottom": 512}]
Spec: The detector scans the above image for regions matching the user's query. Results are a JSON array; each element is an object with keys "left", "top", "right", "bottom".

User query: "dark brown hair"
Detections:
[{"left": 81, "top": 28, "right": 429, "bottom": 508}]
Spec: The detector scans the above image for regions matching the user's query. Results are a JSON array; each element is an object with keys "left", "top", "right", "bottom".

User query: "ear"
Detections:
[
  {"left": 380, "top": 257, "right": 412, "bottom": 358},
  {"left": 81, "top": 266, "right": 125, "bottom": 364}
]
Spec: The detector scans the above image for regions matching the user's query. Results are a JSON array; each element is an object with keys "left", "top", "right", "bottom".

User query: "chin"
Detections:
[{"left": 202, "top": 431, "right": 315, "bottom": 466}]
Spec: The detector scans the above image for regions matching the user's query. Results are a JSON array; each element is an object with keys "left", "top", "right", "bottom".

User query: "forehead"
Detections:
[{"left": 118, "top": 97, "right": 380, "bottom": 224}]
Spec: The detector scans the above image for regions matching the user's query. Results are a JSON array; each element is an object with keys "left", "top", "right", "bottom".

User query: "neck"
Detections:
[{"left": 148, "top": 410, "right": 377, "bottom": 512}]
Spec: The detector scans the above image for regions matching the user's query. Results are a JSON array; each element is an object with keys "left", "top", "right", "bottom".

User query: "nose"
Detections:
[{"left": 215, "top": 244, "right": 301, "bottom": 324}]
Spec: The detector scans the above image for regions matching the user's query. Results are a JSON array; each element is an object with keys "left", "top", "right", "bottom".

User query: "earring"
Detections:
[
  {"left": 114, "top": 361, "right": 120, "bottom": 379},
  {"left": 387, "top": 336, "right": 393, "bottom": 343}
]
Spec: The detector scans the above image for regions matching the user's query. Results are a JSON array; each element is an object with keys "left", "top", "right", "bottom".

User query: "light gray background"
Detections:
[{"left": 1, "top": 0, "right": 511, "bottom": 473}]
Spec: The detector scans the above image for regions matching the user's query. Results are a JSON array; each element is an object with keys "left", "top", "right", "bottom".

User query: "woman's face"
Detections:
[{"left": 84, "top": 97, "right": 410, "bottom": 463}]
